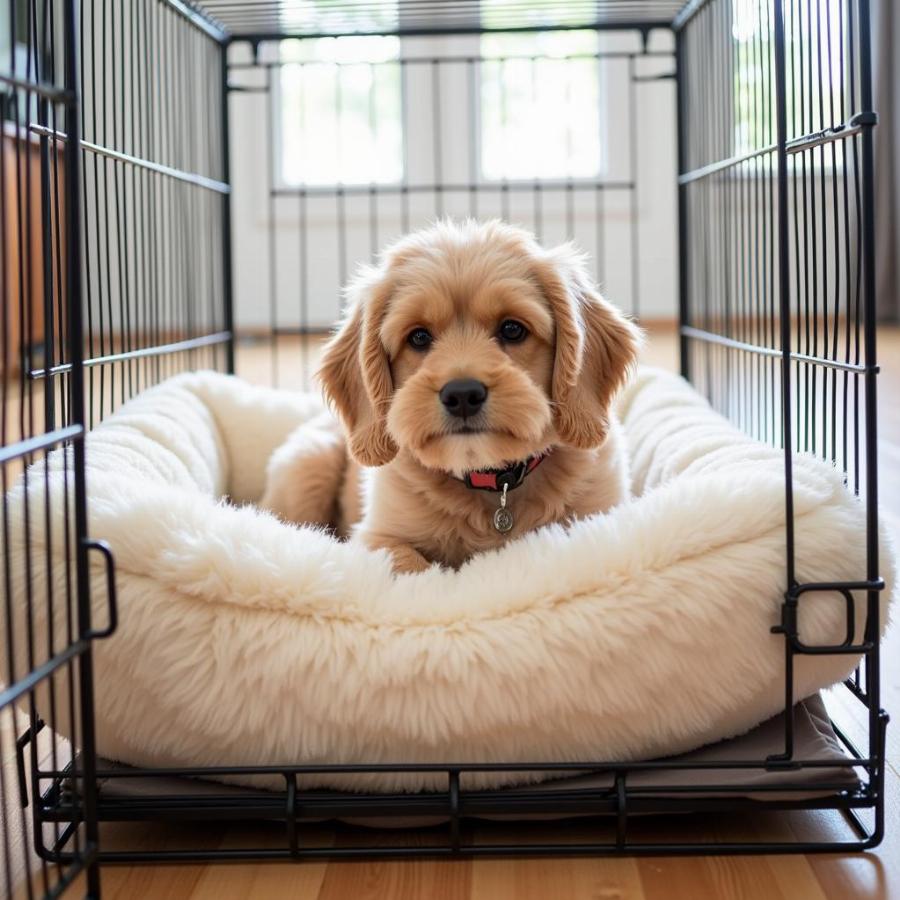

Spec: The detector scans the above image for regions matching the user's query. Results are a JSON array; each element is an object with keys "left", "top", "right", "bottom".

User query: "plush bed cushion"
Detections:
[{"left": 3, "top": 367, "right": 894, "bottom": 792}]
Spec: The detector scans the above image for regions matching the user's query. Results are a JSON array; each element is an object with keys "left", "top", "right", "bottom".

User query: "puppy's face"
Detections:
[
  {"left": 380, "top": 257, "right": 555, "bottom": 474},
  {"left": 318, "top": 221, "right": 640, "bottom": 476}
]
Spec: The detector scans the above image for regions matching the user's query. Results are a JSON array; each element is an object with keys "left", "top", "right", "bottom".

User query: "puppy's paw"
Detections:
[
  {"left": 389, "top": 549, "right": 435, "bottom": 575},
  {"left": 359, "top": 531, "right": 434, "bottom": 575}
]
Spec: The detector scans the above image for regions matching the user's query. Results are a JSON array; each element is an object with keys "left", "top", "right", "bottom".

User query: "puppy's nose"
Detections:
[{"left": 440, "top": 379, "right": 488, "bottom": 418}]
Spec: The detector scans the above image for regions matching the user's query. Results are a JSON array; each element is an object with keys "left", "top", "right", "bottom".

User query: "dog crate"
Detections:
[{"left": 0, "top": 0, "right": 885, "bottom": 894}]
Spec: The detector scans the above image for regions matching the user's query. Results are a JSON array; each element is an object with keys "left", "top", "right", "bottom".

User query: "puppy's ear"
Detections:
[
  {"left": 534, "top": 245, "right": 642, "bottom": 449},
  {"left": 316, "top": 266, "right": 398, "bottom": 467}
]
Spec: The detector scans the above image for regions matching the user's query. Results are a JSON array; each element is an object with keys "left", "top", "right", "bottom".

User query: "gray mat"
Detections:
[{"left": 93, "top": 693, "right": 858, "bottom": 813}]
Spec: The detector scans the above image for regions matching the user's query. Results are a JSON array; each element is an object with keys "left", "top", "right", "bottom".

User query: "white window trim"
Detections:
[{"left": 271, "top": 31, "right": 618, "bottom": 193}]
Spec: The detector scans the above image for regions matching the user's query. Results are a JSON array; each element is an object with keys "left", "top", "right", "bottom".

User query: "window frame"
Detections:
[{"left": 270, "top": 28, "right": 619, "bottom": 193}]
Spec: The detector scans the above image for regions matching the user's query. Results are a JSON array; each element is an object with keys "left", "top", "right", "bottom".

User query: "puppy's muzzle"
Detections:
[{"left": 439, "top": 379, "right": 488, "bottom": 419}]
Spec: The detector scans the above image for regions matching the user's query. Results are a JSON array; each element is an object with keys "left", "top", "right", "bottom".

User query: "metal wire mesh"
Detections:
[
  {"left": 677, "top": 0, "right": 882, "bottom": 818},
  {"left": 70, "top": 0, "right": 231, "bottom": 427},
  {"left": 679, "top": 0, "right": 875, "bottom": 489},
  {"left": 0, "top": 1, "right": 100, "bottom": 896},
  {"left": 190, "top": 0, "right": 688, "bottom": 39}
]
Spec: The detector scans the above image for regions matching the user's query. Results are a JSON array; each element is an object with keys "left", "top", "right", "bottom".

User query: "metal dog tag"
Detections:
[
  {"left": 493, "top": 483, "right": 514, "bottom": 533},
  {"left": 493, "top": 506, "right": 514, "bottom": 533}
]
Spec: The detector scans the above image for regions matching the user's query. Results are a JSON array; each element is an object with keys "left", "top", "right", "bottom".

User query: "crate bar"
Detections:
[
  {"left": 272, "top": 180, "right": 635, "bottom": 198},
  {"left": 0, "top": 73, "right": 74, "bottom": 102},
  {"left": 679, "top": 117, "right": 871, "bottom": 187},
  {"left": 265, "top": 66, "right": 278, "bottom": 383},
  {"left": 227, "top": 22, "right": 674, "bottom": 45},
  {"left": 203, "top": 0, "right": 677, "bottom": 13},
  {"left": 161, "top": 0, "right": 230, "bottom": 43},
  {"left": 0, "top": 641, "right": 91, "bottom": 711},
  {"left": 44, "top": 827, "right": 880, "bottom": 864},
  {"left": 221, "top": 44, "right": 236, "bottom": 374},
  {"left": 28, "top": 332, "right": 234, "bottom": 380},
  {"left": 784, "top": 113, "right": 874, "bottom": 153},
  {"left": 47, "top": 745, "right": 874, "bottom": 778},
  {"left": 676, "top": 22, "right": 689, "bottom": 378},
  {"left": 629, "top": 55, "right": 640, "bottom": 315},
  {"left": 770, "top": 0, "right": 798, "bottom": 761},
  {"left": 71, "top": 841, "right": 876, "bottom": 862},
  {"left": 228, "top": 51, "right": 676, "bottom": 70},
  {"left": 40, "top": 780, "right": 875, "bottom": 814},
  {"left": 679, "top": 144, "right": 777, "bottom": 185},
  {"left": 62, "top": 0, "right": 103, "bottom": 894},
  {"left": 680, "top": 326, "right": 874, "bottom": 374},
  {"left": 0, "top": 425, "right": 84, "bottom": 465},
  {"left": 856, "top": 0, "right": 883, "bottom": 829},
  {"left": 39, "top": 782, "right": 872, "bottom": 812},
  {"left": 36, "top": 780, "right": 876, "bottom": 824},
  {"left": 672, "top": 0, "right": 714, "bottom": 31},
  {"left": 28, "top": 125, "right": 231, "bottom": 194}
]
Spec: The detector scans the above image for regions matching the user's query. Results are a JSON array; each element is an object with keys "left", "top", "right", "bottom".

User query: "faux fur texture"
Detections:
[{"left": 2, "top": 368, "right": 894, "bottom": 791}]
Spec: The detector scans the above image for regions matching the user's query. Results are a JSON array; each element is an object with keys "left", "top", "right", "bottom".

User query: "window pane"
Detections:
[
  {"left": 280, "top": 36, "right": 402, "bottom": 186},
  {"left": 480, "top": 30, "right": 602, "bottom": 180}
]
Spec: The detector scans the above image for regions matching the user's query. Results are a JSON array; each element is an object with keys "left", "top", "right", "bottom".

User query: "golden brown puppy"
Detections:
[{"left": 262, "top": 220, "right": 641, "bottom": 574}]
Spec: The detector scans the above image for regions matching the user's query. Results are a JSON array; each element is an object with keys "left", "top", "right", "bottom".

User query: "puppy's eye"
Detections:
[
  {"left": 498, "top": 319, "right": 528, "bottom": 343},
  {"left": 407, "top": 327, "right": 433, "bottom": 351}
]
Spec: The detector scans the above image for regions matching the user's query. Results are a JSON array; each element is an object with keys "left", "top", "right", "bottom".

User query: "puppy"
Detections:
[{"left": 262, "top": 220, "right": 641, "bottom": 574}]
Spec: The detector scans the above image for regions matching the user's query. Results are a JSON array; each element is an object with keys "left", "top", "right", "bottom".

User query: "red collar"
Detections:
[{"left": 460, "top": 452, "right": 547, "bottom": 492}]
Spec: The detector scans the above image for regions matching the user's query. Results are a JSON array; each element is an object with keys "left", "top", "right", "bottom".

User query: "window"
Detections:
[
  {"left": 279, "top": 35, "right": 402, "bottom": 187},
  {"left": 276, "top": 2, "right": 606, "bottom": 187},
  {"left": 480, "top": 23, "right": 603, "bottom": 180}
]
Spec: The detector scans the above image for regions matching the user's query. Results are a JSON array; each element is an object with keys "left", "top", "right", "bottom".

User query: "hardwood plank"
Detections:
[
  {"left": 187, "top": 864, "right": 328, "bottom": 900},
  {"left": 95, "top": 821, "right": 228, "bottom": 900},
  {"left": 468, "top": 820, "right": 644, "bottom": 900},
  {"left": 472, "top": 855, "right": 644, "bottom": 900},
  {"left": 315, "top": 825, "right": 472, "bottom": 900},
  {"left": 627, "top": 808, "right": 829, "bottom": 900},
  {"left": 188, "top": 821, "right": 332, "bottom": 900},
  {"left": 317, "top": 857, "right": 471, "bottom": 900},
  {"left": 639, "top": 855, "right": 744, "bottom": 900}
]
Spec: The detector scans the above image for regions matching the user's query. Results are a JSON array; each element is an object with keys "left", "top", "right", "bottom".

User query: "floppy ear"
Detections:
[
  {"left": 316, "top": 266, "right": 398, "bottom": 467},
  {"left": 534, "top": 245, "right": 642, "bottom": 449}
]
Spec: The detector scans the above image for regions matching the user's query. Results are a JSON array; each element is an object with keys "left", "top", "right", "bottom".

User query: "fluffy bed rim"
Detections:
[{"left": 2, "top": 368, "right": 894, "bottom": 791}]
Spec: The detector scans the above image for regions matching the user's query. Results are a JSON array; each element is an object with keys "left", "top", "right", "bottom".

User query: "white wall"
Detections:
[{"left": 227, "top": 28, "right": 678, "bottom": 334}]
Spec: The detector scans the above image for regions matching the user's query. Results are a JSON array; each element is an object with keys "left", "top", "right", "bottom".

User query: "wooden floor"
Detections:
[{"left": 14, "top": 323, "right": 900, "bottom": 899}]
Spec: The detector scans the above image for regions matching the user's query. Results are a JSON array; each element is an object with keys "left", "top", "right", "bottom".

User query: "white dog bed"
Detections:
[{"left": 4, "top": 368, "right": 894, "bottom": 791}]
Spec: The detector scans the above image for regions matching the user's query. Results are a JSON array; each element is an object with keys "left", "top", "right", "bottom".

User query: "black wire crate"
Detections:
[
  {"left": 0, "top": 0, "right": 102, "bottom": 896},
  {"left": 0, "top": 0, "right": 890, "bottom": 894}
]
